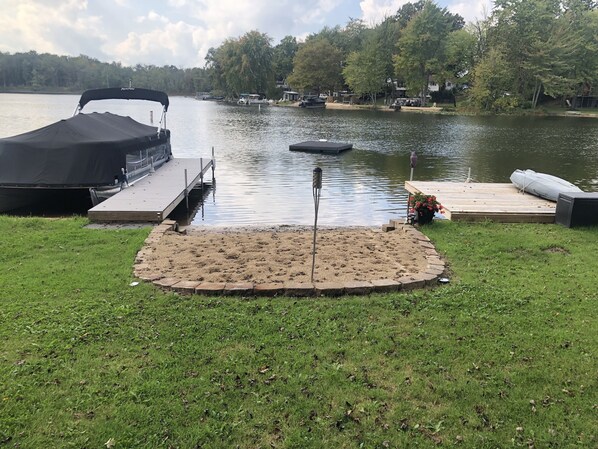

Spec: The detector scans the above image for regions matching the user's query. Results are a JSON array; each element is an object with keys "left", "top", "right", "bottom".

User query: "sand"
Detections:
[{"left": 135, "top": 225, "right": 433, "bottom": 285}]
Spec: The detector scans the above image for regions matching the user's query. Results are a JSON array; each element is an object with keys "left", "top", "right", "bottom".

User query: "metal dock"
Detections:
[
  {"left": 405, "top": 181, "right": 557, "bottom": 223},
  {"left": 88, "top": 157, "right": 214, "bottom": 222}
]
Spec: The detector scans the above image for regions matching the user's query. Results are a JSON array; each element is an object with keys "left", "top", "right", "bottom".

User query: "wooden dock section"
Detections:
[
  {"left": 405, "top": 181, "right": 556, "bottom": 223},
  {"left": 88, "top": 158, "right": 214, "bottom": 222}
]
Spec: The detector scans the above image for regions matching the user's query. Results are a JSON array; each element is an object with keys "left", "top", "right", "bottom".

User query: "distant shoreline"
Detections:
[
  {"left": 0, "top": 90, "right": 77, "bottom": 95},
  {"left": 277, "top": 100, "right": 442, "bottom": 114},
  {"left": 3, "top": 90, "right": 596, "bottom": 118},
  {"left": 314, "top": 101, "right": 598, "bottom": 118}
]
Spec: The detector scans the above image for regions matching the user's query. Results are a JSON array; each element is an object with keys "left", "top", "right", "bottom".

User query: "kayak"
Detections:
[{"left": 510, "top": 169, "right": 583, "bottom": 202}]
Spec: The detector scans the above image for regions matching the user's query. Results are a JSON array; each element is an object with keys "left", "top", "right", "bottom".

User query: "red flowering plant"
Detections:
[{"left": 408, "top": 192, "right": 443, "bottom": 224}]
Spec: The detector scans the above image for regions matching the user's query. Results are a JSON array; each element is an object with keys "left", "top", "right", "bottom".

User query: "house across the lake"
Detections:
[
  {"left": 572, "top": 95, "right": 597, "bottom": 108},
  {"left": 282, "top": 91, "right": 300, "bottom": 102}
]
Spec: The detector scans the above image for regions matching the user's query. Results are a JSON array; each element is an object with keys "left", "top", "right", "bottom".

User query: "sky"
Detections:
[{"left": 0, "top": 0, "right": 492, "bottom": 68}]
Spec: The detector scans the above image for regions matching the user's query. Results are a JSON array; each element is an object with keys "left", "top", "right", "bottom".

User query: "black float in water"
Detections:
[{"left": 289, "top": 140, "right": 353, "bottom": 154}]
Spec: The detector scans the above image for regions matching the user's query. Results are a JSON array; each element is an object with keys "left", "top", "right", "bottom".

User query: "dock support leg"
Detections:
[
  {"left": 184, "top": 168, "right": 189, "bottom": 211},
  {"left": 211, "top": 146, "right": 216, "bottom": 184},
  {"left": 200, "top": 158, "right": 204, "bottom": 198}
]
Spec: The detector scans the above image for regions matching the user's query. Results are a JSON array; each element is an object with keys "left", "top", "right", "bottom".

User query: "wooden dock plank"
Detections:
[
  {"left": 405, "top": 181, "right": 556, "bottom": 223},
  {"left": 88, "top": 158, "right": 213, "bottom": 222}
]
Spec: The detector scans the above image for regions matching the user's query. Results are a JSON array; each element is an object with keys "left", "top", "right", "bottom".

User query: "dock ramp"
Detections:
[{"left": 88, "top": 157, "right": 213, "bottom": 222}]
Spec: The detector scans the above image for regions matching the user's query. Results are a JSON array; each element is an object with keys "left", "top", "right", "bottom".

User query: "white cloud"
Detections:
[
  {"left": 1, "top": 0, "right": 363, "bottom": 67},
  {"left": 359, "top": 0, "right": 408, "bottom": 25},
  {"left": 446, "top": 0, "right": 492, "bottom": 23},
  {"left": 297, "top": 0, "right": 344, "bottom": 25},
  {"left": 136, "top": 10, "right": 170, "bottom": 24},
  {"left": 359, "top": 0, "right": 493, "bottom": 26},
  {"left": 0, "top": 0, "right": 106, "bottom": 56},
  {"left": 4, "top": 0, "right": 483, "bottom": 68},
  {"left": 112, "top": 21, "right": 201, "bottom": 66}
]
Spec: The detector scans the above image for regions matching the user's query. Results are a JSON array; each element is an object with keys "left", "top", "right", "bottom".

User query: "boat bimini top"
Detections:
[{"left": 74, "top": 87, "right": 169, "bottom": 132}]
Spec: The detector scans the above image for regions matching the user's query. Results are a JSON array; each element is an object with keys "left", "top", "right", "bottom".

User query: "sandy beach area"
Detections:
[{"left": 135, "top": 226, "right": 433, "bottom": 285}]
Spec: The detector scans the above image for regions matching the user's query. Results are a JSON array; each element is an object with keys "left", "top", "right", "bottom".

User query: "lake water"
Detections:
[{"left": 1, "top": 93, "right": 597, "bottom": 226}]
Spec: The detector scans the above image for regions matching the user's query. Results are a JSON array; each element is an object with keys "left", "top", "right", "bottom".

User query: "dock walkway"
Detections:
[
  {"left": 88, "top": 158, "right": 213, "bottom": 222},
  {"left": 405, "top": 181, "right": 556, "bottom": 223}
]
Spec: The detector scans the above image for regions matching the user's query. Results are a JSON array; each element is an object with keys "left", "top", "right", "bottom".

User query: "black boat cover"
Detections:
[
  {"left": 78, "top": 87, "right": 169, "bottom": 111},
  {"left": 0, "top": 112, "right": 167, "bottom": 187}
]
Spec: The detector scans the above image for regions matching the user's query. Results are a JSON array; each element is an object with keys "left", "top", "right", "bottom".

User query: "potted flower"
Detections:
[{"left": 408, "top": 192, "right": 442, "bottom": 225}]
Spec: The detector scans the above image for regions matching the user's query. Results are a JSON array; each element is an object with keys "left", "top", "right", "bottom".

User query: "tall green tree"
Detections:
[
  {"left": 493, "top": 0, "right": 551, "bottom": 104},
  {"left": 306, "top": 19, "right": 371, "bottom": 70},
  {"left": 469, "top": 46, "right": 515, "bottom": 110},
  {"left": 341, "top": 18, "right": 370, "bottom": 55},
  {"left": 393, "top": 1, "right": 427, "bottom": 29},
  {"left": 238, "top": 31, "right": 274, "bottom": 94},
  {"left": 373, "top": 16, "right": 402, "bottom": 88},
  {"left": 444, "top": 29, "right": 477, "bottom": 83},
  {"left": 204, "top": 46, "right": 226, "bottom": 94},
  {"left": 287, "top": 39, "right": 343, "bottom": 94},
  {"left": 557, "top": 3, "right": 598, "bottom": 101},
  {"left": 272, "top": 36, "right": 298, "bottom": 84},
  {"left": 394, "top": 1, "right": 464, "bottom": 32},
  {"left": 204, "top": 31, "right": 274, "bottom": 97},
  {"left": 393, "top": 1, "right": 461, "bottom": 104},
  {"left": 487, "top": 0, "right": 586, "bottom": 107},
  {"left": 342, "top": 36, "right": 387, "bottom": 105}
]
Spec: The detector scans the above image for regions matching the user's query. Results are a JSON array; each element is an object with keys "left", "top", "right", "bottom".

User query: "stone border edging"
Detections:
[{"left": 133, "top": 220, "right": 446, "bottom": 297}]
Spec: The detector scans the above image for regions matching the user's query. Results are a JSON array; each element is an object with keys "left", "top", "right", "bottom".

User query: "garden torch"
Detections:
[{"left": 311, "top": 167, "right": 323, "bottom": 283}]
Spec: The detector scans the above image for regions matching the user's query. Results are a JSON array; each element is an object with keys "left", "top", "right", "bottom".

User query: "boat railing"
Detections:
[{"left": 125, "top": 144, "right": 171, "bottom": 180}]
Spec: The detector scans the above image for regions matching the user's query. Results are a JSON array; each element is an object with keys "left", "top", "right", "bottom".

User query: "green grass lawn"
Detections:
[{"left": 0, "top": 216, "right": 596, "bottom": 448}]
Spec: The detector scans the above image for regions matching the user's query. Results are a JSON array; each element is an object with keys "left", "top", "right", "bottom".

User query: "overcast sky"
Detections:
[{"left": 0, "top": 0, "right": 492, "bottom": 68}]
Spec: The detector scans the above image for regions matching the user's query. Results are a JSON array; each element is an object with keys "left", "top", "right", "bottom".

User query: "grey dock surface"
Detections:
[
  {"left": 405, "top": 181, "right": 556, "bottom": 223},
  {"left": 88, "top": 158, "right": 213, "bottom": 222},
  {"left": 289, "top": 141, "right": 353, "bottom": 154}
]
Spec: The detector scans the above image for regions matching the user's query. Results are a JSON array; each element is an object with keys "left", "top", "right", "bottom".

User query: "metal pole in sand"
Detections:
[{"left": 311, "top": 167, "right": 323, "bottom": 283}]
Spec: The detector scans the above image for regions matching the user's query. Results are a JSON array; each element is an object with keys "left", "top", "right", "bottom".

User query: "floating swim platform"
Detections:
[{"left": 289, "top": 140, "right": 353, "bottom": 154}]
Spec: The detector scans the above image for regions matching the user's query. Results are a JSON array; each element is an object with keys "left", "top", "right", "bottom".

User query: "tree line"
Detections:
[
  {"left": 1, "top": 0, "right": 597, "bottom": 111},
  {"left": 0, "top": 52, "right": 211, "bottom": 95}
]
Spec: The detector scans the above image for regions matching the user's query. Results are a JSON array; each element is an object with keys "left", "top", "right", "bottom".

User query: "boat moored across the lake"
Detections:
[
  {"left": 237, "top": 93, "right": 269, "bottom": 106},
  {"left": 298, "top": 96, "right": 326, "bottom": 109}
]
